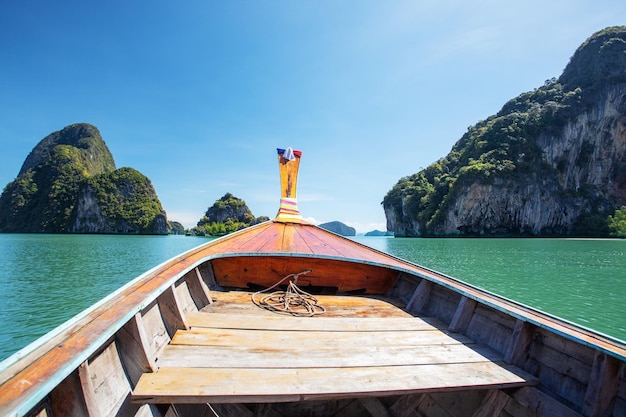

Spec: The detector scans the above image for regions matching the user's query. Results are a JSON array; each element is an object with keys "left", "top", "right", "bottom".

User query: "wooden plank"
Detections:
[
  {"left": 448, "top": 296, "right": 477, "bottom": 333},
  {"left": 157, "top": 343, "right": 502, "bottom": 369},
  {"left": 132, "top": 363, "right": 536, "bottom": 404},
  {"left": 185, "top": 268, "right": 212, "bottom": 307},
  {"left": 359, "top": 397, "right": 391, "bottom": 417},
  {"left": 211, "top": 256, "right": 398, "bottom": 294},
  {"left": 116, "top": 313, "right": 158, "bottom": 386},
  {"left": 582, "top": 352, "right": 621, "bottom": 417},
  {"left": 203, "top": 291, "right": 415, "bottom": 318},
  {"left": 504, "top": 319, "right": 535, "bottom": 366},
  {"left": 406, "top": 280, "right": 432, "bottom": 313},
  {"left": 157, "top": 285, "right": 188, "bottom": 337},
  {"left": 170, "top": 327, "right": 472, "bottom": 348},
  {"left": 186, "top": 312, "right": 440, "bottom": 332},
  {"left": 471, "top": 390, "right": 510, "bottom": 417},
  {"left": 510, "top": 387, "right": 583, "bottom": 417},
  {"left": 78, "top": 361, "right": 103, "bottom": 417},
  {"left": 388, "top": 394, "right": 425, "bottom": 417}
]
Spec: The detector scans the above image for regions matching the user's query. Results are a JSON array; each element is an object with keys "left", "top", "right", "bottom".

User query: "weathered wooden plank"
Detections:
[
  {"left": 132, "top": 363, "right": 536, "bottom": 404},
  {"left": 405, "top": 279, "right": 432, "bottom": 313},
  {"left": 140, "top": 301, "right": 171, "bottom": 360},
  {"left": 186, "top": 312, "right": 440, "bottom": 332},
  {"left": 387, "top": 394, "right": 425, "bottom": 417},
  {"left": 78, "top": 361, "right": 103, "bottom": 417},
  {"left": 448, "top": 296, "right": 477, "bottom": 333},
  {"left": 85, "top": 341, "right": 132, "bottom": 417},
  {"left": 173, "top": 280, "right": 197, "bottom": 314},
  {"left": 157, "top": 285, "right": 189, "bottom": 337},
  {"left": 157, "top": 343, "right": 502, "bottom": 369},
  {"left": 471, "top": 390, "right": 510, "bottom": 417},
  {"left": 504, "top": 320, "right": 535, "bottom": 366},
  {"left": 170, "top": 327, "right": 472, "bottom": 348},
  {"left": 359, "top": 397, "right": 391, "bottom": 417},
  {"left": 582, "top": 352, "right": 621, "bottom": 417},
  {"left": 508, "top": 386, "right": 583, "bottom": 417},
  {"left": 184, "top": 268, "right": 212, "bottom": 308},
  {"left": 211, "top": 256, "right": 398, "bottom": 294},
  {"left": 203, "top": 291, "right": 415, "bottom": 318},
  {"left": 50, "top": 371, "right": 90, "bottom": 417},
  {"left": 116, "top": 313, "right": 157, "bottom": 386}
]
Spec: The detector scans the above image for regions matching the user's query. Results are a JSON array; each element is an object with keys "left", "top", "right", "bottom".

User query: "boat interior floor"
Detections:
[{"left": 132, "top": 290, "right": 538, "bottom": 405}]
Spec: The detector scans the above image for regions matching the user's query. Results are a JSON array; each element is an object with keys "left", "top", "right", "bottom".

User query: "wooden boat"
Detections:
[{"left": 1, "top": 148, "right": 625, "bottom": 417}]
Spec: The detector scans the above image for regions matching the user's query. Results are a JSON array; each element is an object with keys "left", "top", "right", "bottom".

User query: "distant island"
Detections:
[
  {"left": 364, "top": 230, "right": 393, "bottom": 237},
  {"left": 383, "top": 26, "right": 626, "bottom": 238},
  {"left": 187, "top": 193, "right": 268, "bottom": 236},
  {"left": 0, "top": 123, "right": 170, "bottom": 234},
  {"left": 319, "top": 221, "right": 356, "bottom": 236}
]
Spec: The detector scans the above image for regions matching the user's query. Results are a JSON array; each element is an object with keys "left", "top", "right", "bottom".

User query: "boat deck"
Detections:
[{"left": 132, "top": 291, "right": 537, "bottom": 404}]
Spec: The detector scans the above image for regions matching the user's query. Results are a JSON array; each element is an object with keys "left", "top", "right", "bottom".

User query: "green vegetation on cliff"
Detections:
[
  {"left": 0, "top": 123, "right": 168, "bottom": 234},
  {"left": 82, "top": 168, "right": 167, "bottom": 233},
  {"left": 190, "top": 193, "right": 268, "bottom": 236},
  {"left": 383, "top": 26, "right": 626, "bottom": 237},
  {"left": 608, "top": 206, "right": 626, "bottom": 237}
]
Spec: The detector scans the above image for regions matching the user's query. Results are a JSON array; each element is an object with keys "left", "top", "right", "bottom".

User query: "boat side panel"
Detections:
[
  {"left": 173, "top": 280, "right": 198, "bottom": 314},
  {"left": 420, "top": 283, "right": 462, "bottom": 325},
  {"left": 388, "top": 273, "right": 421, "bottom": 306},
  {"left": 49, "top": 371, "right": 89, "bottom": 417},
  {"left": 140, "top": 300, "right": 172, "bottom": 360},
  {"left": 84, "top": 341, "right": 132, "bottom": 416},
  {"left": 465, "top": 304, "right": 517, "bottom": 355},
  {"left": 210, "top": 256, "right": 398, "bottom": 294},
  {"left": 116, "top": 314, "right": 158, "bottom": 387},
  {"left": 617, "top": 370, "right": 626, "bottom": 417}
]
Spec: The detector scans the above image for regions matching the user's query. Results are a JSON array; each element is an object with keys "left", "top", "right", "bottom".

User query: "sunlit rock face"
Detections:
[{"left": 384, "top": 27, "right": 626, "bottom": 236}]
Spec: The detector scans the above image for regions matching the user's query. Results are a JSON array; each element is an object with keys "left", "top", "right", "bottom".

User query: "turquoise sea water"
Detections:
[{"left": 0, "top": 234, "right": 624, "bottom": 362}]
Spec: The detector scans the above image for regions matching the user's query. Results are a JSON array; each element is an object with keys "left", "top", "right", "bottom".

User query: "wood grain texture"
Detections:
[{"left": 134, "top": 307, "right": 537, "bottom": 405}]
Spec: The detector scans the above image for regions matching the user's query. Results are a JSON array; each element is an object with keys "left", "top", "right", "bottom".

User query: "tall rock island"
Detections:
[
  {"left": 384, "top": 26, "right": 626, "bottom": 237},
  {"left": 0, "top": 123, "right": 169, "bottom": 234}
]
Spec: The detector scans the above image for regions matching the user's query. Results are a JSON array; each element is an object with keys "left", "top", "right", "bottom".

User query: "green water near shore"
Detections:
[{"left": 0, "top": 234, "right": 624, "bottom": 362}]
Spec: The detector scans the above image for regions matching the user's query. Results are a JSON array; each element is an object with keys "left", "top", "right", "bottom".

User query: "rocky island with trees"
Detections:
[
  {"left": 383, "top": 26, "right": 626, "bottom": 237},
  {"left": 0, "top": 123, "right": 170, "bottom": 234}
]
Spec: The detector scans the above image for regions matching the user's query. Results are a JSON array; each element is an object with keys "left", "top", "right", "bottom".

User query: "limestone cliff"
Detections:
[
  {"left": 0, "top": 123, "right": 169, "bottom": 234},
  {"left": 383, "top": 26, "right": 626, "bottom": 236}
]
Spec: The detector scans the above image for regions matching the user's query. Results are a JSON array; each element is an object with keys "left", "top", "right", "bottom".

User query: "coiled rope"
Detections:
[{"left": 251, "top": 269, "right": 326, "bottom": 316}]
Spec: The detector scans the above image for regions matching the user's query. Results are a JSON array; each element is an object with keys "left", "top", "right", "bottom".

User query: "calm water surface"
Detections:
[{"left": 0, "top": 234, "right": 624, "bottom": 362}]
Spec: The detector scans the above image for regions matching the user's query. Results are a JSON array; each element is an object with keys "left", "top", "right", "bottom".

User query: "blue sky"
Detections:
[{"left": 1, "top": 1, "right": 624, "bottom": 233}]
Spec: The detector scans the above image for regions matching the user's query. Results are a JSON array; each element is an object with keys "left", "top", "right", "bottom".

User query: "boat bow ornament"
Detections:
[{"left": 276, "top": 147, "right": 304, "bottom": 222}]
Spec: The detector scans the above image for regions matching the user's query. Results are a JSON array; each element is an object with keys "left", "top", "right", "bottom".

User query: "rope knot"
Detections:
[{"left": 251, "top": 270, "right": 326, "bottom": 317}]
